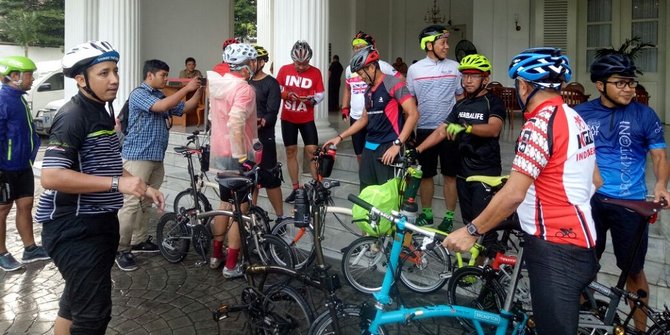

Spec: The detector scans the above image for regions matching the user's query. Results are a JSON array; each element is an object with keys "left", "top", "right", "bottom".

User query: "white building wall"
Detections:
[
  {"left": 140, "top": 0, "right": 234, "bottom": 80},
  {"left": 473, "top": 0, "right": 531, "bottom": 86},
  {"left": 0, "top": 45, "right": 64, "bottom": 63}
]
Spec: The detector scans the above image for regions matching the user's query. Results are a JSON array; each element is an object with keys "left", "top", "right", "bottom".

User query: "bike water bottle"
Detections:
[
  {"left": 293, "top": 188, "right": 310, "bottom": 228},
  {"left": 400, "top": 198, "right": 419, "bottom": 247},
  {"left": 318, "top": 144, "right": 336, "bottom": 178},
  {"left": 253, "top": 141, "right": 263, "bottom": 166},
  {"left": 404, "top": 167, "right": 423, "bottom": 200}
]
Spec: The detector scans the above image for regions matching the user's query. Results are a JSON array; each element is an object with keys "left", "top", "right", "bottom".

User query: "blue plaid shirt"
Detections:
[{"left": 121, "top": 83, "right": 185, "bottom": 161}]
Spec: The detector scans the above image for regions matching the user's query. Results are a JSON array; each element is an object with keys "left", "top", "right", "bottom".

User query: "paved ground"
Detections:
[{"left": 0, "top": 181, "right": 466, "bottom": 335}]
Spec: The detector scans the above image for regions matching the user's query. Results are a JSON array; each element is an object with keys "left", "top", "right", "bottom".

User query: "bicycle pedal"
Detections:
[
  {"left": 213, "top": 305, "right": 230, "bottom": 321},
  {"left": 439, "top": 272, "right": 452, "bottom": 279}
]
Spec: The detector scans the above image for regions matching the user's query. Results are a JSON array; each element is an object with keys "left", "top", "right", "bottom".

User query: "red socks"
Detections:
[
  {"left": 212, "top": 240, "right": 224, "bottom": 259},
  {"left": 225, "top": 248, "right": 240, "bottom": 269}
]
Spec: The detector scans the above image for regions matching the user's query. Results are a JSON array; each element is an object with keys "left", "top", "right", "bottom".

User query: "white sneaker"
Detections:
[
  {"left": 209, "top": 257, "right": 223, "bottom": 269},
  {"left": 222, "top": 264, "right": 243, "bottom": 279}
]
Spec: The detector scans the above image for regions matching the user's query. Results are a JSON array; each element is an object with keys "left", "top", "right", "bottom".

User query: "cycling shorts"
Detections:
[
  {"left": 416, "top": 129, "right": 459, "bottom": 178},
  {"left": 281, "top": 120, "right": 318, "bottom": 147}
]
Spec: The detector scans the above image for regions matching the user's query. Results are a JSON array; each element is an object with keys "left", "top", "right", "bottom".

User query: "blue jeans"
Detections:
[{"left": 524, "top": 235, "right": 598, "bottom": 335}]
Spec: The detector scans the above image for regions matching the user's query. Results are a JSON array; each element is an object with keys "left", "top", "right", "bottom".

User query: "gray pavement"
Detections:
[
  {"left": 0, "top": 179, "right": 464, "bottom": 334},
  {"left": 3, "top": 111, "right": 670, "bottom": 334}
]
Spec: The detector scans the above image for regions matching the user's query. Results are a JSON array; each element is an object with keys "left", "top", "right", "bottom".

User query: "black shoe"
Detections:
[
  {"left": 284, "top": 189, "right": 298, "bottom": 203},
  {"left": 115, "top": 251, "right": 138, "bottom": 272},
  {"left": 131, "top": 236, "right": 160, "bottom": 254}
]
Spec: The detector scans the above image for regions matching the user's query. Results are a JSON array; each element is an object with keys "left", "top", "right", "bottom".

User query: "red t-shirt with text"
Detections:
[{"left": 276, "top": 64, "right": 325, "bottom": 124}]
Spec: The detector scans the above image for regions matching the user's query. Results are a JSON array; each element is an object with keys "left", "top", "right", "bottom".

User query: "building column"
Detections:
[
  {"left": 63, "top": 0, "right": 99, "bottom": 100},
  {"left": 272, "top": 0, "right": 337, "bottom": 145},
  {"left": 256, "top": 0, "right": 274, "bottom": 74},
  {"left": 97, "top": 1, "right": 141, "bottom": 115}
]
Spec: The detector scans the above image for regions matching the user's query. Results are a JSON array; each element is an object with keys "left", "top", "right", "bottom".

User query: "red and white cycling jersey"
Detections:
[
  {"left": 276, "top": 64, "right": 325, "bottom": 124},
  {"left": 512, "top": 96, "right": 597, "bottom": 248}
]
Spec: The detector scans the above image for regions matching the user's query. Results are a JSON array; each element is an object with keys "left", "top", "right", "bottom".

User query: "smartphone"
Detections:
[{"left": 199, "top": 77, "right": 207, "bottom": 86}]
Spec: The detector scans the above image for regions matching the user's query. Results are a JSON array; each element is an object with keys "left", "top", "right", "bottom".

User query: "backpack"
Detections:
[{"left": 117, "top": 87, "right": 141, "bottom": 136}]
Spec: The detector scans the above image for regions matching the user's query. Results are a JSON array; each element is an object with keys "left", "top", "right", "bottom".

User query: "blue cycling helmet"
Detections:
[
  {"left": 508, "top": 47, "right": 572, "bottom": 89},
  {"left": 589, "top": 53, "right": 637, "bottom": 82}
]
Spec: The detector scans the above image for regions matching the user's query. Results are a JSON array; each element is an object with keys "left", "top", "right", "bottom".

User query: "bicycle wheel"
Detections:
[
  {"left": 249, "top": 205, "right": 271, "bottom": 234},
  {"left": 173, "top": 189, "right": 212, "bottom": 213},
  {"left": 647, "top": 319, "right": 670, "bottom": 335},
  {"left": 310, "top": 306, "right": 387, "bottom": 335},
  {"left": 447, "top": 266, "right": 505, "bottom": 333},
  {"left": 254, "top": 233, "right": 296, "bottom": 269},
  {"left": 399, "top": 234, "right": 453, "bottom": 294},
  {"left": 261, "top": 285, "right": 313, "bottom": 334},
  {"left": 155, "top": 212, "right": 190, "bottom": 263},
  {"left": 326, "top": 206, "right": 363, "bottom": 237},
  {"left": 341, "top": 236, "right": 389, "bottom": 294},
  {"left": 271, "top": 219, "right": 315, "bottom": 270}
]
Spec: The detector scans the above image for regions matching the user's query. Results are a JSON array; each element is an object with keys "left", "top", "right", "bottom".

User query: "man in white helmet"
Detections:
[
  {"left": 37, "top": 41, "right": 164, "bottom": 335},
  {"left": 207, "top": 43, "right": 259, "bottom": 278}
]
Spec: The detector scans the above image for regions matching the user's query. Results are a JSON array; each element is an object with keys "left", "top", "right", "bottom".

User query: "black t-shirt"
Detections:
[
  {"left": 250, "top": 75, "right": 281, "bottom": 130},
  {"left": 446, "top": 91, "right": 506, "bottom": 177}
]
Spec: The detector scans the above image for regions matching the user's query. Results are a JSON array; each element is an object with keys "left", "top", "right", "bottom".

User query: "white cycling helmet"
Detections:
[
  {"left": 62, "top": 41, "right": 120, "bottom": 78},
  {"left": 223, "top": 43, "right": 257, "bottom": 67}
]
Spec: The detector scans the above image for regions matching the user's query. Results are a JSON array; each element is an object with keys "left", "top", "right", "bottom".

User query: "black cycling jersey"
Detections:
[
  {"left": 446, "top": 91, "right": 505, "bottom": 177},
  {"left": 250, "top": 75, "right": 281, "bottom": 128},
  {"left": 35, "top": 93, "right": 124, "bottom": 222}
]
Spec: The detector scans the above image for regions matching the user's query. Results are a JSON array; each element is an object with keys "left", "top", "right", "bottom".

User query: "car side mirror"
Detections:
[{"left": 37, "top": 83, "right": 52, "bottom": 92}]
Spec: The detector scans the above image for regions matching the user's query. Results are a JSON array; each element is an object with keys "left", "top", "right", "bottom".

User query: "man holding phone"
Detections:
[{"left": 276, "top": 40, "right": 325, "bottom": 203}]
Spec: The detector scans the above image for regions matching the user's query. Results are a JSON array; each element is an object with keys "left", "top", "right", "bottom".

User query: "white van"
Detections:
[{"left": 25, "top": 60, "right": 64, "bottom": 119}]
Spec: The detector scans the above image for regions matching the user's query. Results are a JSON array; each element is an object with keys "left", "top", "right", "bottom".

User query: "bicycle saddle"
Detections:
[
  {"left": 600, "top": 197, "right": 666, "bottom": 217},
  {"left": 216, "top": 174, "right": 252, "bottom": 191},
  {"left": 173, "top": 146, "right": 189, "bottom": 154},
  {"left": 465, "top": 175, "right": 509, "bottom": 188}
]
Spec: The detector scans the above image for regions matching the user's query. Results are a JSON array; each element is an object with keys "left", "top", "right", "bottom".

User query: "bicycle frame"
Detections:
[
  {"left": 348, "top": 194, "right": 528, "bottom": 335},
  {"left": 578, "top": 197, "right": 667, "bottom": 334}
]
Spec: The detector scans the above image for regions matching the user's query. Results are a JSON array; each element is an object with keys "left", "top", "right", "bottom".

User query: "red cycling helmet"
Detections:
[{"left": 222, "top": 38, "right": 239, "bottom": 51}]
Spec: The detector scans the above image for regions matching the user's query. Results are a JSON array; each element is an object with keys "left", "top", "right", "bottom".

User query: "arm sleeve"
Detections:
[
  {"left": 511, "top": 116, "right": 551, "bottom": 180},
  {"left": 642, "top": 106, "right": 667, "bottom": 150},
  {"left": 264, "top": 79, "right": 281, "bottom": 127},
  {"left": 42, "top": 110, "right": 86, "bottom": 170},
  {"left": 489, "top": 95, "right": 507, "bottom": 122}
]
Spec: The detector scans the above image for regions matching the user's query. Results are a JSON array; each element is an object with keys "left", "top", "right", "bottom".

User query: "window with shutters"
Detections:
[
  {"left": 543, "top": 0, "right": 568, "bottom": 52},
  {"left": 586, "top": 0, "right": 613, "bottom": 67}
]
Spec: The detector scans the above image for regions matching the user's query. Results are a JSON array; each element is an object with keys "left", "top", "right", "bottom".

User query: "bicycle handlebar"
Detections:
[{"left": 347, "top": 194, "right": 448, "bottom": 244}]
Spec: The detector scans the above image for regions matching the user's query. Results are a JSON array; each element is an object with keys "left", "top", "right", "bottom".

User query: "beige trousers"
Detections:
[{"left": 117, "top": 160, "right": 164, "bottom": 251}]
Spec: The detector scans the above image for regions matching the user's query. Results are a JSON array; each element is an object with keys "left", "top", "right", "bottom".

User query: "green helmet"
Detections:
[
  {"left": 458, "top": 54, "right": 492, "bottom": 74},
  {"left": 0, "top": 56, "right": 37, "bottom": 76}
]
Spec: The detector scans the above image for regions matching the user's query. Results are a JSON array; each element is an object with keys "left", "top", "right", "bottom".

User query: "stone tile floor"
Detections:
[{"left": 0, "top": 181, "right": 465, "bottom": 335}]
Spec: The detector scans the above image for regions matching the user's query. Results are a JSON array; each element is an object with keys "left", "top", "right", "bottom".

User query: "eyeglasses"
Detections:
[
  {"left": 462, "top": 74, "right": 483, "bottom": 80},
  {"left": 605, "top": 80, "right": 639, "bottom": 89}
]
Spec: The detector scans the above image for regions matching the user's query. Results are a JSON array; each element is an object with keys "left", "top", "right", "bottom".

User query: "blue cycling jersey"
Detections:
[{"left": 575, "top": 99, "right": 666, "bottom": 200}]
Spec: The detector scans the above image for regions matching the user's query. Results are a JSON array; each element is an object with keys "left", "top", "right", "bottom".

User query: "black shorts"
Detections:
[
  {"left": 258, "top": 127, "right": 278, "bottom": 170},
  {"left": 0, "top": 168, "right": 34, "bottom": 204},
  {"left": 350, "top": 117, "right": 366, "bottom": 156},
  {"left": 257, "top": 164, "right": 283, "bottom": 189},
  {"left": 416, "top": 128, "right": 459, "bottom": 178},
  {"left": 41, "top": 212, "right": 120, "bottom": 334},
  {"left": 281, "top": 120, "right": 318, "bottom": 146},
  {"left": 359, "top": 142, "right": 395, "bottom": 191},
  {"left": 591, "top": 193, "right": 648, "bottom": 274}
]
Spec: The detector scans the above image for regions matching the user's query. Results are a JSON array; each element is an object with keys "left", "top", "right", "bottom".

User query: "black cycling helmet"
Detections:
[
  {"left": 419, "top": 24, "right": 449, "bottom": 51},
  {"left": 589, "top": 53, "right": 637, "bottom": 82},
  {"left": 350, "top": 46, "right": 380, "bottom": 73}
]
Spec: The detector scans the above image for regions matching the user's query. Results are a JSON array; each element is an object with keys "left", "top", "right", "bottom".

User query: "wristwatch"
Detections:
[
  {"left": 466, "top": 222, "right": 483, "bottom": 237},
  {"left": 393, "top": 138, "right": 402, "bottom": 146},
  {"left": 110, "top": 176, "right": 120, "bottom": 193}
]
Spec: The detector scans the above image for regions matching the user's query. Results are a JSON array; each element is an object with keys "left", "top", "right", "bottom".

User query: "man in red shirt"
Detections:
[{"left": 276, "top": 40, "right": 325, "bottom": 203}]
